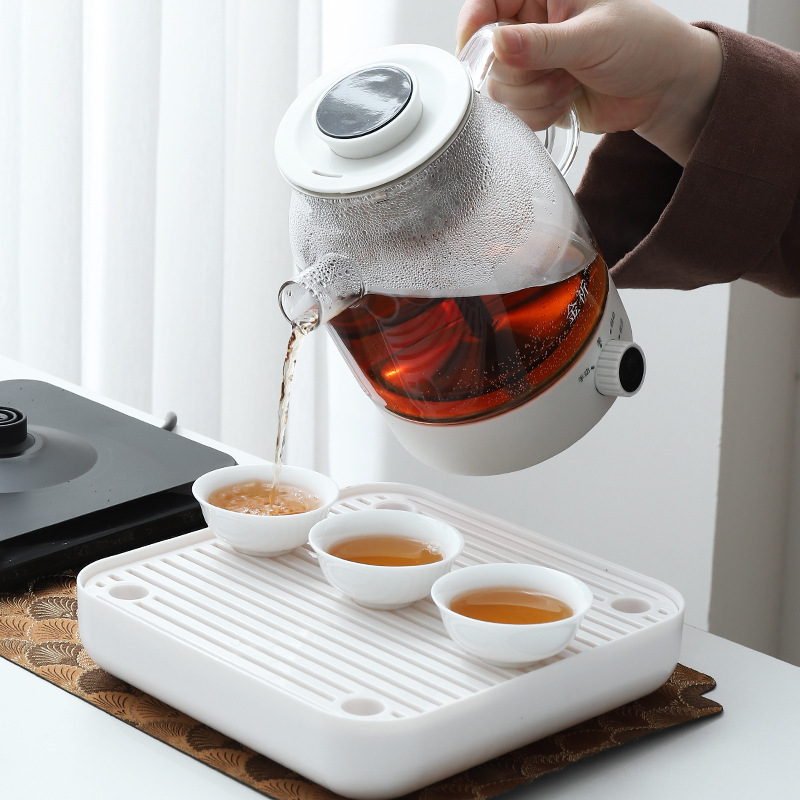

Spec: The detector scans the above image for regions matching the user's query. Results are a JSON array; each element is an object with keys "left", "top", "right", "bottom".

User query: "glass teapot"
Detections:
[{"left": 274, "top": 24, "right": 645, "bottom": 475}]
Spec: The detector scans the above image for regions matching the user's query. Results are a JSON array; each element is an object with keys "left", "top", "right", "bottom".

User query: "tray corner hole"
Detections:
[
  {"left": 340, "top": 697, "right": 386, "bottom": 716},
  {"left": 609, "top": 596, "right": 651, "bottom": 614},
  {"left": 108, "top": 583, "right": 150, "bottom": 601}
]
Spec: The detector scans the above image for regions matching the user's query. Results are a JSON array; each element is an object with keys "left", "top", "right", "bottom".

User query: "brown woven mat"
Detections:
[{"left": 1, "top": 571, "right": 722, "bottom": 799}]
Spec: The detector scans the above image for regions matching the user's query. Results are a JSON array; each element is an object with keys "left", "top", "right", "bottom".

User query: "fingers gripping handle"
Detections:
[{"left": 458, "top": 22, "right": 580, "bottom": 175}]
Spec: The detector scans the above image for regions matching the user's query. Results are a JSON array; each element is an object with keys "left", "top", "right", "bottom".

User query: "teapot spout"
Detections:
[{"left": 278, "top": 254, "right": 364, "bottom": 329}]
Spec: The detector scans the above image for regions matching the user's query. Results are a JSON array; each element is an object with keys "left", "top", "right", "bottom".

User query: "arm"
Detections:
[{"left": 579, "top": 24, "right": 800, "bottom": 297}]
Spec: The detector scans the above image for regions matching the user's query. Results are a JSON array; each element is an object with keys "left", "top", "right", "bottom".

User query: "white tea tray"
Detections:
[{"left": 77, "top": 482, "right": 684, "bottom": 799}]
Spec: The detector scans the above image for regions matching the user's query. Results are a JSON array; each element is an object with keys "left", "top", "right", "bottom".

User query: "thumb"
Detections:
[{"left": 494, "top": 20, "right": 587, "bottom": 72}]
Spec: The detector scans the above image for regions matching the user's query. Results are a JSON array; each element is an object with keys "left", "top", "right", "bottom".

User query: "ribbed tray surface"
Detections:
[{"left": 80, "top": 484, "right": 682, "bottom": 721}]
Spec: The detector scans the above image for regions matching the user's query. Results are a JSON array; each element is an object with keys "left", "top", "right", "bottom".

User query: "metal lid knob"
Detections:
[
  {"left": 316, "top": 65, "right": 413, "bottom": 139},
  {"left": 313, "top": 63, "right": 423, "bottom": 159}
]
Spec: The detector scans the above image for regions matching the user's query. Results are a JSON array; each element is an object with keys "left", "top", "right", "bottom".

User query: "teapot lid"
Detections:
[{"left": 275, "top": 44, "right": 472, "bottom": 196}]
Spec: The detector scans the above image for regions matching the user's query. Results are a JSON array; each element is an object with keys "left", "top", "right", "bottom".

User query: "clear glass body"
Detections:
[{"left": 328, "top": 253, "right": 608, "bottom": 424}]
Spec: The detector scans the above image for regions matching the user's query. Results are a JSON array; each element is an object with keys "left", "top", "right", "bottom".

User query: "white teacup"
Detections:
[
  {"left": 431, "top": 562, "right": 593, "bottom": 667},
  {"left": 192, "top": 463, "right": 338, "bottom": 556},
  {"left": 309, "top": 509, "right": 464, "bottom": 609}
]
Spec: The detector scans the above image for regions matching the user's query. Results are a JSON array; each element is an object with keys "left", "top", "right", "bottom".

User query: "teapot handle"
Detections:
[{"left": 458, "top": 22, "right": 579, "bottom": 176}]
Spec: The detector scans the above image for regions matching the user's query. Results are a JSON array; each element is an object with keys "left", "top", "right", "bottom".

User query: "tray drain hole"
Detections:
[
  {"left": 373, "top": 500, "right": 415, "bottom": 511},
  {"left": 108, "top": 583, "right": 150, "bottom": 601},
  {"left": 610, "top": 596, "right": 651, "bottom": 614},
  {"left": 340, "top": 697, "right": 386, "bottom": 716}
]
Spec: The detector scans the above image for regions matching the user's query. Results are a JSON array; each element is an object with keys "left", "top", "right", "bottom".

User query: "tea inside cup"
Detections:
[
  {"left": 431, "top": 563, "right": 593, "bottom": 668},
  {"left": 309, "top": 509, "right": 464, "bottom": 610},
  {"left": 192, "top": 463, "right": 338, "bottom": 556}
]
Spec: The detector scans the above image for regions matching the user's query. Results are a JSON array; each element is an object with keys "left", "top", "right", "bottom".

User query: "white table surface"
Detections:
[{"left": 3, "top": 357, "right": 800, "bottom": 798}]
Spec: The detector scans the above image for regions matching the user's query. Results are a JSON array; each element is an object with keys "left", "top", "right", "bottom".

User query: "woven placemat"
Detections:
[{"left": 1, "top": 571, "right": 722, "bottom": 799}]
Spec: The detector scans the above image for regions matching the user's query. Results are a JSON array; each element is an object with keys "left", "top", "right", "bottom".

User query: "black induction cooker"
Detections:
[{"left": 0, "top": 379, "right": 236, "bottom": 589}]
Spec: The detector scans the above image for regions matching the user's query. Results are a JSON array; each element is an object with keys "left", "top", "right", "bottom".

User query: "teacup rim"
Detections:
[
  {"left": 192, "top": 463, "right": 339, "bottom": 520},
  {"left": 308, "top": 508, "right": 465, "bottom": 568},
  {"left": 431, "top": 563, "right": 593, "bottom": 626}
]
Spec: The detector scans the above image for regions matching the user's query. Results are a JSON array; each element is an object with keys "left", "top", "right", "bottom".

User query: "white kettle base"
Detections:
[{"left": 383, "top": 278, "right": 640, "bottom": 475}]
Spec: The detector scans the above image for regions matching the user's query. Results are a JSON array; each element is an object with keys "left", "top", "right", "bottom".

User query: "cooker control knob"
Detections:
[{"left": 595, "top": 340, "right": 646, "bottom": 397}]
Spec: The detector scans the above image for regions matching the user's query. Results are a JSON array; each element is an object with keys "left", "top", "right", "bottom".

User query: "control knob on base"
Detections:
[{"left": 595, "top": 340, "right": 646, "bottom": 397}]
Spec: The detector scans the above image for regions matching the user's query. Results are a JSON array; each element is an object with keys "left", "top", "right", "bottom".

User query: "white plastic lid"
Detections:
[{"left": 275, "top": 43, "right": 472, "bottom": 196}]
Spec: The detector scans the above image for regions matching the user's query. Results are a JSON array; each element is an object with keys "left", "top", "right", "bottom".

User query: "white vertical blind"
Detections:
[
  {"left": 17, "top": 1, "right": 83, "bottom": 378},
  {"left": 82, "top": 0, "right": 161, "bottom": 412},
  {"left": 0, "top": 1, "right": 22, "bottom": 358},
  {"left": 219, "top": 0, "right": 302, "bottom": 459},
  {"left": 151, "top": 0, "right": 227, "bottom": 439},
  {"left": 1, "top": 0, "right": 320, "bottom": 461}
]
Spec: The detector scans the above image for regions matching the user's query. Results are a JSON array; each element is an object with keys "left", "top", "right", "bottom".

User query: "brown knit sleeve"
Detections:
[{"left": 575, "top": 23, "right": 800, "bottom": 297}]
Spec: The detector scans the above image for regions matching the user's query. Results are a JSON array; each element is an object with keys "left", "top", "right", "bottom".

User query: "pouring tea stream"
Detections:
[{"left": 274, "top": 24, "right": 645, "bottom": 476}]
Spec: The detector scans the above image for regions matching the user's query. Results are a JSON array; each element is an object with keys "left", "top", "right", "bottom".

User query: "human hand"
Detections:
[{"left": 456, "top": 0, "right": 722, "bottom": 165}]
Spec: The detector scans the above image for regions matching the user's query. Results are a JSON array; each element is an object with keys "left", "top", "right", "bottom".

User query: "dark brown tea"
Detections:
[
  {"left": 208, "top": 479, "right": 321, "bottom": 516},
  {"left": 328, "top": 535, "right": 444, "bottom": 567},
  {"left": 450, "top": 586, "right": 573, "bottom": 624},
  {"left": 328, "top": 255, "right": 607, "bottom": 423}
]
